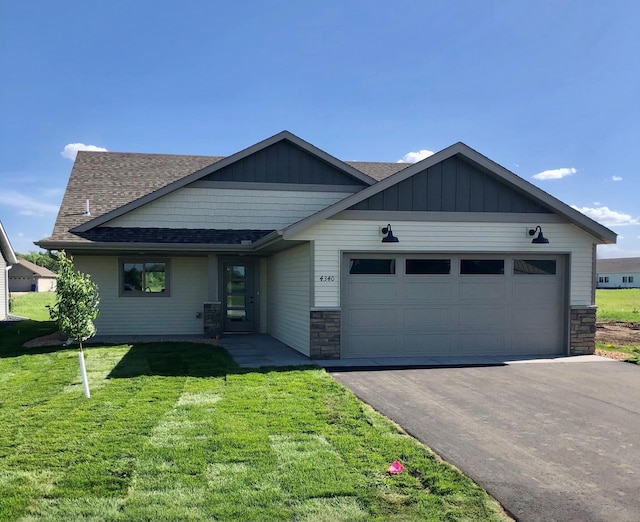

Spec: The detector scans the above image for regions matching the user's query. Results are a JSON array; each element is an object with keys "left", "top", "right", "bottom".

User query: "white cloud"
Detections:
[
  {"left": 61, "top": 143, "right": 108, "bottom": 160},
  {"left": 397, "top": 149, "right": 435, "bottom": 163},
  {"left": 611, "top": 176, "right": 623, "bottom": 181},
  {"left": 532, "top": 167, "right": 576, "bottom": 180},
  {"left": 571, "top": 205, "right": 640, "bottom": 226},
  {"left": 0, "top": 189, "right": 59, "bottom": 216},
  {"left": 593, "top": 201, "right": 601, "bottom": 205}
]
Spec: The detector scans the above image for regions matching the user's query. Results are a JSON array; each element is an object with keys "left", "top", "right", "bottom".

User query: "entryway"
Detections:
[{"left": 222, "top": 259, "right": 257, "bottom": 332}]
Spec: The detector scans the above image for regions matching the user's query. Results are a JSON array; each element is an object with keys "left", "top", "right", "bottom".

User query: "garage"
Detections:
[{"left": 342, "top": 253, "right": 566, "bottom": 358}]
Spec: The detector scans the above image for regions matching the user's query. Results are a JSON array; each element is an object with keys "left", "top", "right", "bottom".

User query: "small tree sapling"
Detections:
[{"left": 49, "top": 251, "right": 100, "bottom": 398}]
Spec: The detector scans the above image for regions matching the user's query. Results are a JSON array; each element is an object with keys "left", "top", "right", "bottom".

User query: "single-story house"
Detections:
[
  {"left": 1, "top": 221, "right": 18, "bottom": 320},
  {"left": 37, "top": 131, "right": 617, "bottom": 359},
  {"left": 596, "top": 257, "right": 640, "bottom": 289},
  {"left": 8, "top": 258, "right": 57, "bottom": 293}
]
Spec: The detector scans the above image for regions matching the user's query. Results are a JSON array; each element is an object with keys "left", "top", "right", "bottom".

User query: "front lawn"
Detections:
[
  {"left": 9, "top": 292, "right": 56, "bottom": 321},
  {"left": 596, "top": 288, "right": 640, "bottom": 322},
  {"left": 0, "top": 302, "right": 507, "bottom": 521}
]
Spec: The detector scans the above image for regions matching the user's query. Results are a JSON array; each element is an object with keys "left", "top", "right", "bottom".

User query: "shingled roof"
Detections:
[
  {"left": 596, "top": 257, "right": 640, "bottom": 273},
  {"left": 41, "top": 149, "right": 408, "bottom": 245}
]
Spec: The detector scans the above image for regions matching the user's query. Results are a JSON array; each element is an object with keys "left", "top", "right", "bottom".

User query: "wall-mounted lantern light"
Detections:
[
  {"left": 381, "top": 224, "right": 399, "bottom": 243},
  {"left": 529, "top": 226, "right": 549, "bottom": 244}
]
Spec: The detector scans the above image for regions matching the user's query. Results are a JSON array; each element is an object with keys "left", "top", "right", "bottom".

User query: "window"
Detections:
[
  {"left": 121, "top": 260, "right": 169, "bottom": 296},
  {"left": 623, "top": 276, "right": 628, "bottom": 283},
  {"left": 630, "top": 276, "right": 635, "bottom": 283},
  {"left": 460, "top": 259, "right": 504, "bottom": 275},
  {"left": 598, "top": 277, "right": 604, "bottom": 283},
  {"left": 349, "top": 259, "right": 396, "bottom": 275},
  {"left": 406, "top": 259, "right": 451, "bottom": 275},
  {"left": 514, "top": 259, "right": 556, "bottom": 275}
]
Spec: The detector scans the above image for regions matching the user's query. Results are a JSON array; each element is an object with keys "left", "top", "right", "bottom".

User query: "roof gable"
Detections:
[
  {"left": 349, "top": 154, "right": 550, "bottom": 213},
  {"left": 73, "top": 131, "right": 376, "bottom": 233},
  {"left": 200, "top": 138, "right": 371, "bottom": 186},
  {"left": 281, "top": 142, "right": 617, "bottom": 244}
]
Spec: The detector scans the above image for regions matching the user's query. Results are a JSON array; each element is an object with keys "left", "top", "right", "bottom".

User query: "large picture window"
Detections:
[{"left": 121, "top": 260, "right": 169, "bottom": 296}]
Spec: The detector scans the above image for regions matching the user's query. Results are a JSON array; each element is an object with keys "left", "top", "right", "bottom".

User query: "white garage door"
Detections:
[{"left": 342, "top": 254, "right": 566, "bottom": 358}]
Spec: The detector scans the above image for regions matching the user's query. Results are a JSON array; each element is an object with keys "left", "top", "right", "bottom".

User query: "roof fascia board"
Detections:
[
  {"left": 281, "top": 142, "right": 617, "bottom": 243},
  {"left": 72, "top": 131, "right": 376, "bottom": 233},
  {"left": 35, "top": 241, "right": 257, "bottom": 253},
  {"left": 0, "top": 222, "right": 18, "bottom": 265}
]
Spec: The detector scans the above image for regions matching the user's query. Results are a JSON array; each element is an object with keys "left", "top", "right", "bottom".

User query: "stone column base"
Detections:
[
  {"left": 204, "top": 302, "right": 222, "bottom": 338},
  {"left": 570, "top": 305, "right": 597, "bottom": 355},
  {"left": 310, "top": 309, "right": 341, "bottom": 359}
]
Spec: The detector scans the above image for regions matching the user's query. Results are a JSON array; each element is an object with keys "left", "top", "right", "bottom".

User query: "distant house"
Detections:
[
  {"left": 596, "top": 257, "right": 640, "bottom": 289},
  {"left": 9, "top": 258, "right": 57, "bottom": 293},
  {"left": 0, "top": 221, "right": 18, "bottom": 320}
]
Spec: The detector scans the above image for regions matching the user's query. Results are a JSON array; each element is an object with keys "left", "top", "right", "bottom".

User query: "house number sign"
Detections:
[{"left": 318, "top": 275, "right": 335, "bottom": 282}]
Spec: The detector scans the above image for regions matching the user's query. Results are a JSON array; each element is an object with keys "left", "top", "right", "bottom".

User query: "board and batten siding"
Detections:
[
  {"left": 289, "top": 220, "right": 597, "bottom": 307},
  {"left": 105, "top": 187, "right": 353, "bottom": 230},
  {"left": 267, "top": 243, "right": 311, "bottom": 356},
  {"left": 74, "top": 255, "right": 208, "bottom": 335}
]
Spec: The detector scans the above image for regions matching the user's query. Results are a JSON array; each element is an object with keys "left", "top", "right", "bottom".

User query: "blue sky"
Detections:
[{"left": 1, "top": 0, "right": 638, "bottom": 257}]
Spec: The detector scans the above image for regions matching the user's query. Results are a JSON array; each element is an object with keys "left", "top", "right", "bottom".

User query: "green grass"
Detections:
[
  {"left": 9, "top": 292, "right": 56, "bottom": 321},
  {"left": 0, "top": 297, "right": 508, "bottom": 521},
  {"left": 596, "top": 288, "right": 640, "bottom": 322}
]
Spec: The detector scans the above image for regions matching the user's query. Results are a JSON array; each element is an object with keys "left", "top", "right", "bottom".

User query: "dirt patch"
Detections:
[{"left": 596, "top": 321, "right": 640, "bottom": 346}]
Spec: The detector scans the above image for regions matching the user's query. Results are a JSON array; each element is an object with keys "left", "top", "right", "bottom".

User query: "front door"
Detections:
[{"left": 222, "top": 260, "right": 256, "bottom": 332}]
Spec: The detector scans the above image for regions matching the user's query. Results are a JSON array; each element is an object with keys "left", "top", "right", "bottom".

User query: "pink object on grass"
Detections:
[{"left": 387, "top": 460, "right": 405, "bottom": 474}]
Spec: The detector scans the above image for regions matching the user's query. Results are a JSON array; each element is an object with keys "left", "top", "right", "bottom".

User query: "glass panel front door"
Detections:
[{"left": 223, "top": 261, "right": 255, "bottom": 332}]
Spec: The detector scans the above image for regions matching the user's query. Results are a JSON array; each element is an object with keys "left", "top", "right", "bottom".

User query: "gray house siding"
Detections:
[
  {"left": 349, "top": 155, "right": 551, "bottom": 213},
  {"left": 201, "top": 139, "right": 369, "bottom": 186}
]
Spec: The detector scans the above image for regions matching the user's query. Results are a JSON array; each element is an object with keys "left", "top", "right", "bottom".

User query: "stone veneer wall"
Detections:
[
  {"left": 570, "top": 305, "right": 597, "bottom": 355},
  {"left": 203, "top": 302, "right": 222, "bottom": 338},
  {"left": 310, "top": 309, "right": 341, "bottom": 359}
]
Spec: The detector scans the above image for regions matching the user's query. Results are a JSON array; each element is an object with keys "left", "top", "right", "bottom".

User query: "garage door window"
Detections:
[
  {"left": 349, "top": 259, "right": 396, "bottom": 274},
  {"left": 460, "top": 259, "right": 504, "bottom": 275},
  {"left": 514, "top": 259, "right": 556, "bottom": 275},
  {"left": 406, "top": 259, "right": 451, "bottom": 274}
]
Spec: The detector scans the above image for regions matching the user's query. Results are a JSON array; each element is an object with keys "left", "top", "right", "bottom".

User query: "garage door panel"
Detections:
[
  {"left": 457, "top": 307, "right": 506, "bottom": 327},
  {"left": 510, "top": 307, "right": 562, "bottom": 329},
  {"left": 342, "top": 254, "right": 565, "bottom": 358},
  {"left": 511, "top": 331, "right": 561, "bottom": 354},
  {"left": 459, "top": 281, "right": 506, "bottom": 300},
  {"left": 511, "top": 281, "right": 560, "bottom": 302},
  {"left": 344, "top": 334, "right": 397, "bottom": 357},
  {"left": 457, "top": 332, "right": 506, "bottom": 354},
  {"left": 403, "top": 307, "right": 455, "bottom": 327},
  {"left": 347, "top": 281, "right": 398, "bottom": 302},
  {"left": 402, "top": 281, "right": 454, "bottom": 301},
  {"left": 345, "top": 307, "right": 397, "bottom": 328},
  {"left": 402, "top": 334, "right": 453, "bottom": 355}
]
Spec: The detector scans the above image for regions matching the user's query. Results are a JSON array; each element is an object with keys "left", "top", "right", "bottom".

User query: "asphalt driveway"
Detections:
[{"left": 332, "top": 360, "right": 640, "bottom": 522}]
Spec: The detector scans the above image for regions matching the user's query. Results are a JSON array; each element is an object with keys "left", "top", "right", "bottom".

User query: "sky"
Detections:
[{"left": 1, "top": 0, "right": 638, "bottom": 258}]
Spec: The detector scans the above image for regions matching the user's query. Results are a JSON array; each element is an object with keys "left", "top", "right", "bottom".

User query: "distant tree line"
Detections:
[{"left": 16, "top": 250, "right": 60, "bottom": 273}]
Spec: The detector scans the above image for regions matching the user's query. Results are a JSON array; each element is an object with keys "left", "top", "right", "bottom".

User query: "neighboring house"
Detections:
[
  {"left": 596, "top": 257, "right": 640, "bottom": 289},
  {"left": 0, "top": 221, "right": 18, "bottom": 320},
  {"left": 37, "top": 131, "right": 616, "bottom": 359},
  {"left": 8, "top": 258, "right": 57, "bottom": 292}
]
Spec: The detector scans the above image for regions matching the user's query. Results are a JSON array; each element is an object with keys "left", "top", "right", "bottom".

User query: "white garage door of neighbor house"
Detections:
[{"left": 342, "top": 254, "right": 566, "bottom": 358}]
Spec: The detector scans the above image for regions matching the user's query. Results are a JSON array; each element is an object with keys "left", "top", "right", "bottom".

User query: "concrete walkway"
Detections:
[
  {"left": 89, "top": 332, "right": 616, "bottom": 369},
  {"left": 219, "top": 334, "right": 614, "bottom": 369}
]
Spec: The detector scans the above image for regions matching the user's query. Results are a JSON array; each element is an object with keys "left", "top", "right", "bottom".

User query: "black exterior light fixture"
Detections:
[
  {"left": 529, "top": 226, "right": 550, "bottom": 244},
  {"left": 381, "top": 224, "right": 399, "bottom": 243}
]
